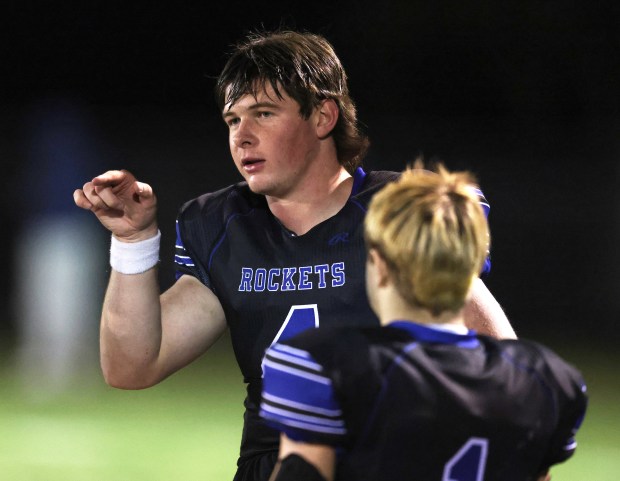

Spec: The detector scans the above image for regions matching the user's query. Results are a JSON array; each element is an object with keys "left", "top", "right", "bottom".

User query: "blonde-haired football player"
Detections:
[{"left": 261, "top": 164, "right": 587, "bottom": 481}]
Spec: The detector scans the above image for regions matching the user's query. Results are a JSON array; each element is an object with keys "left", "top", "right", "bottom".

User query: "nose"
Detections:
[{"left": 232, "top": 119, "right": 256, "bottom": 149}]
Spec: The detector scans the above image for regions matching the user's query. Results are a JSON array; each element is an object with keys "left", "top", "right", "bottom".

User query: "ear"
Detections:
[
  {"left": 316, "top": 99, "right": 339, "bottom": 139},
  {"left": 368, "top": 248, "right": 391, "bottom": 288}
]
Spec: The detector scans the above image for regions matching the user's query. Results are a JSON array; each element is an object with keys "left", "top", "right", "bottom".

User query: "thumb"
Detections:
[{"left": 134, "top": 181, "right": 155, "bottom": 200}]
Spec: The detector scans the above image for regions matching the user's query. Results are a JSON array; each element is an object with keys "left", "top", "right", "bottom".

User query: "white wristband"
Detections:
[{"left": 110, "top": 231, "right": 161, "bottom": 275}]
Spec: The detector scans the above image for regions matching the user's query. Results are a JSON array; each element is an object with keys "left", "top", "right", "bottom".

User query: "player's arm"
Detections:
[
  {"left": 74, "top": 170, "right": 227, "bottom": 388},
  {"left": 269, "top": 434, "right": 335, "bottom": 481},
  {"left": 261, "top": 340, "right": 345, "bottom": 481},
  {"left": 463, "top": 278, "right": 516, "bottom": 339},
  {"left": 463, "top": 187, "right": 516, "bottom": 339},
  {"left": 536, "top": 350, "right": 587, "bottom": 478},
  {"left": 101, "top": 271, "right": 226, "bottom": 388}
]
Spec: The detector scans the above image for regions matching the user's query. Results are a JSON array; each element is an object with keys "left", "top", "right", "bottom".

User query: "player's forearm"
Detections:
[{"left": 100, "top": 267, "right": 164, "bottom": 389}]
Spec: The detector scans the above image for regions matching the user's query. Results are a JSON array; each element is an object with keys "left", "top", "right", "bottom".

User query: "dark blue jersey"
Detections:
[
  {"left": 260, "top": 323, "right": 587, "bottom": 481},
  {"left": 173, "top": 168, "right": 492, "bottom": 468}
]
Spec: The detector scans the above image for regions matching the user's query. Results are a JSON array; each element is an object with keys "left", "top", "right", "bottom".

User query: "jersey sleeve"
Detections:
[
  {"left": 260, "top": 342, "right": 347, "bottom": 446},
  {"left": 473, "top": 186, "right": 492, "bottom": 276},
  {"left": 174, "top": 219, "right": 202, "bottom": 281},
  {"left": 538, "top": 347, "right": 589, "bottom": 470},
  {"left": 172, "top": 192, "right": 226, "bottom": 290}
]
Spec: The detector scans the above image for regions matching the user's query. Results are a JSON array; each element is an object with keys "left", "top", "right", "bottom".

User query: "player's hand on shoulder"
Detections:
[{"left": 73, "top": 169, "right": 159, "bottom": 241}]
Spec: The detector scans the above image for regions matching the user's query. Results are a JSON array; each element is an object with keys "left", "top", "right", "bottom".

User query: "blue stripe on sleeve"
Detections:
[
  {"left": 174, "top": 220, "right": 197, "bottom": 279},
  {"left": 260, "top": 343, "right": 346, "bottom": 440}
]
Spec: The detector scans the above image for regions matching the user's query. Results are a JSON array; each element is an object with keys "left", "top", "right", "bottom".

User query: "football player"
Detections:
[
  {"left": 260, "top": 164, "right": 587, "bottom": 481},
  {"left": 73, "top": 31, "right": 515, "bottom": 481}
]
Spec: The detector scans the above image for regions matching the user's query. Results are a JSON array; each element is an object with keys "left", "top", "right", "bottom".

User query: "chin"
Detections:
[
  {"left": 246, "top": 176, "right": 281, "bottom": 197},
  {"left": 246, "top": 180, "right": 268, "bottom": 194},
  {"left": 246, "top": 182, "right": 275, "bottom": 197}
]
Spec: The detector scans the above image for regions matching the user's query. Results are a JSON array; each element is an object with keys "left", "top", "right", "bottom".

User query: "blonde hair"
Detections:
[{"left": 364, "top": 163, "right": 490, "bottom": 315}]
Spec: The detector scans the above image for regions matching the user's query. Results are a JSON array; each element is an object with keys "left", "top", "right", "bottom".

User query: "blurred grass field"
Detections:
[{"left": 1, "top": 332, "right": 619, "bottom": 481}]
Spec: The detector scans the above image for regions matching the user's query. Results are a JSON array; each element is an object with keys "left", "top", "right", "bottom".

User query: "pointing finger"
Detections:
[{"left": 73, "top": 188, "right": 93, "bottom": 210}]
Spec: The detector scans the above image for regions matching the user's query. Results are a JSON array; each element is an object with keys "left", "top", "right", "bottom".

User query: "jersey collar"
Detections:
[
  {"left": 350, "top": 167, "right": 367, "bottom": 197},
  {"left": 388, "top": 320, "right": 480, "bottom": 348}
]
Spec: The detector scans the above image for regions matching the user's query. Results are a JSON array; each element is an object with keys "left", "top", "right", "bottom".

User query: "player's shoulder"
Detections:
[
  {"left": 492, "top": 337, "right": 586, "bottom": 395},
  {"left": 350, "top": 169, "right": 401, "bottom": 206},
  {"left": 178, "top": 180, "right": 266, "bottom": 223},
  {"left": 496, "top": 337, "right": 570, "bottom": 367},
  {"left": 357, "top": 168, "right": 489, "bottom": 209},
  {"left": 364, "top": 169, "right": 401, "bottom": 186},
  {"left": 281, "top": 325, "right": 403, "bottom": 372},
  {"left": 359, "top": 170, "right": 401, "bottom": 192}
]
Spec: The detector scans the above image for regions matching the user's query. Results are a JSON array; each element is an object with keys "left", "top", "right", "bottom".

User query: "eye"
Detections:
[
  {"left": 258, "top": 111, "right": 273, "bottom": 119},
  {"left": 226, "top": 117, "right": 240, "bottom": 127}
]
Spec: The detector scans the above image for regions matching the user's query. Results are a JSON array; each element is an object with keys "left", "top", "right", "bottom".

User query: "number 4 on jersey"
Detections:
[{"left": 261, "top": 304, "right": 319, "bottom": 376}]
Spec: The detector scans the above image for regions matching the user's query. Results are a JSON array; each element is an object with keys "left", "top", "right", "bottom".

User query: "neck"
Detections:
[
  {"left": 377, "top": 289, "right": 466, "bottom": 329},
  {"left": 267, "top": 165, "right": 353, "bottom": 235}
]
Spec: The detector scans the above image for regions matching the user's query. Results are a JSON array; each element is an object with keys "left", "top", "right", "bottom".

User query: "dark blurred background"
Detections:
[{"left": 1, "top": 0, "right": 619, "bottom": 357}]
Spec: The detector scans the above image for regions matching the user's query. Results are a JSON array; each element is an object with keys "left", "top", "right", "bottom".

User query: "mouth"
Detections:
[
  {"left": 242, "top": 158, "right": 263, "bottom": 165},
  {"left": 241, "top": 158, "right": 265, "bottom": 171}
]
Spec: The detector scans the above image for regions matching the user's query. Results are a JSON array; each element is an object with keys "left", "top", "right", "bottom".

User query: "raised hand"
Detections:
[{"left": 73, "top": 169, "right": 159, "bottom": 242}]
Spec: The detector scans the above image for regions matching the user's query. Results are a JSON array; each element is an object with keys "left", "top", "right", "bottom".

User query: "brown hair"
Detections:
[{"left": 215, "top": 30, "right": 369, "bottom": 173}]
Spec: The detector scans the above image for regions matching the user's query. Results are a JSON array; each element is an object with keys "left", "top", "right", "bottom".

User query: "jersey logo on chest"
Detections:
[
  {"left": 238, "top": 263, "right": 346, "bottom": 292},
  {"left": 328, "top": 232, "right": 350, "bottom": 245}
]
